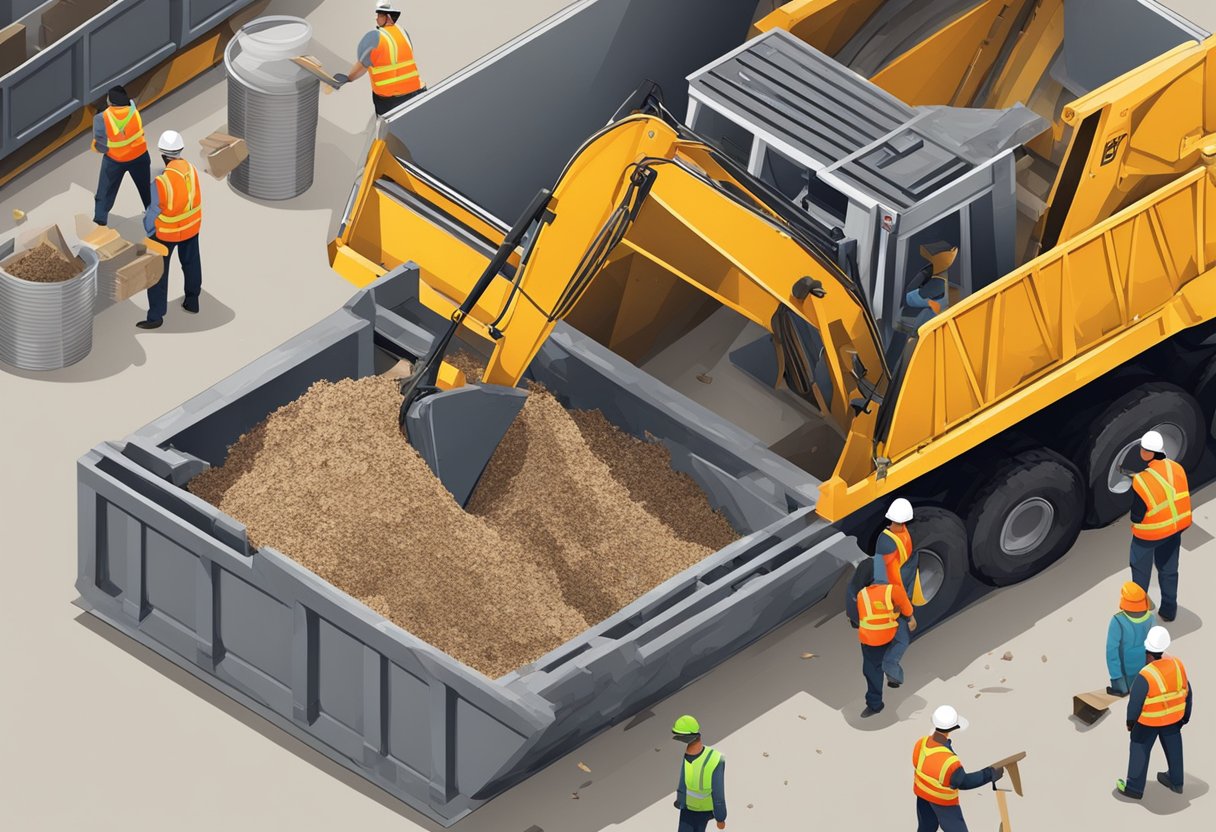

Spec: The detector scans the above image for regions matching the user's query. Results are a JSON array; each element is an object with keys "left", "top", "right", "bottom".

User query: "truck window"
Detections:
[{"left": 692, "top": 106, "right": 753, "bottom": 169}]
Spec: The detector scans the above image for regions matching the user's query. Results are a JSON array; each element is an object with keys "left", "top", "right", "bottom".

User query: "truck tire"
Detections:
[
  {"left": 965, "top": 448, "right": 1083, "bottom": 586},
  {"left": 905, "top": 507, "right": 969, "bottom": 630},
  {"left": 1075, "top": 382, "right": 1205, "bottom": 527}
]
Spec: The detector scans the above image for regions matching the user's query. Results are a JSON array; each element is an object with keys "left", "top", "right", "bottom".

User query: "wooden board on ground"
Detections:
[
  {"left": 1073, "top": 689, "right": 1122, "bottom": 725},
  {"left": 291, "top": 55, "right": 341, "bottom": 93}
]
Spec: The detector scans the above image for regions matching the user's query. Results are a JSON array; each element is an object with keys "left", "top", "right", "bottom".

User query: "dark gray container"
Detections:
[
  {"left": 0, "top": 243, "right": 97, "bottom": 370},
  {"left": 224, "top": 16, "right": 319, "bottom": 200},
  {"left": 75, "top": 265, "right": 860, "bottom": 825}
]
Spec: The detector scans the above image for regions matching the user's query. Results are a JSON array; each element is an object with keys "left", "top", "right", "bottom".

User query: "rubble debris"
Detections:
[
  {"left": 1001, "top": 651, "right": 1014, "bottom": 661},
  {"left": 577, "top": 762, "right": 591, "bottom": 773},
  {"left": 762, "top": 752, "right": 769, "bottom": 757},
  {"left": 800, "top": 652, "right": 816, "bottom": 660},
  {"left": 570, "top": 792, "right": 579, "bottom": 800},
  {"left": 12, "top": 209, "right": 25, "bottom": 222},
  {"left": 1041, "top": 655, "right": 1048, "bottom": 663},
  {"left": 696, "top": 372, "right": 713, "bottom": 384},
  {"left": 2, "top": 243, "right": 80, "bottom": 283},
  {"left": 798, "top": 715, "right": 807, "bottom": 720}
]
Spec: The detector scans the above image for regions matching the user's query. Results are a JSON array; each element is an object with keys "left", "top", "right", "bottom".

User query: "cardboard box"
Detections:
[
  {"left": 199, "top": 131, "right": 248, "bottom": 179},
  {"left": 0, "top": 23, "right": 28, "bottom": 77},
  {"left": 114, "top": 253, "right": 163, "bottom": 300}
]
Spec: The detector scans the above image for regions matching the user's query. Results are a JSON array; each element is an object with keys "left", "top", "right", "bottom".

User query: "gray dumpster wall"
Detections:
[
  {"left": 77, "top": 266, "right": 861, "bottom": 825},
  {"left": 383, "top": 0, "right": 759, "bottom": 223},
  {"left": 0, "top": 0, "right": 256, "bottom": 164}
]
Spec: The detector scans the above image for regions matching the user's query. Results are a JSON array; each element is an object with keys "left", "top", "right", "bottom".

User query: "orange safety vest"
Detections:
[
  {"left": 912, "top": 736, "right": 962, "bottom": 806},
  {"left": 368, "top": 25, "right": 422, "bottom": 98},
  {"left": 101, "top": 106, "right": 147, "bottom": 162},
  {"left": 1131, "top": 459, "right": 1192, "bottom": 540},
  {"left": 154, "top": 161, "right": 202, "bottom": 243},
  {"left": 857, "top": 584, "right": 898, "bottom": 646},
  {"left": 1137, "top": 657, "right": 1189, "bottom": 727}
]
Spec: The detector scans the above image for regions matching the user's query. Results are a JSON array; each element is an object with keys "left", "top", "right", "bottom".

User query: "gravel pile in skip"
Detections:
[
  {"left": 3, "top": 244, "right": 81, "bottom": 282},
  {"left": 190, "top": 375, "right": 737, "bottom": 677}
]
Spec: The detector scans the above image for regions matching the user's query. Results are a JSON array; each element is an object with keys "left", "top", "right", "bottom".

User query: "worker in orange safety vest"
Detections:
[
  {"left": 91, "top": 85, "right": 152, "bottom": 227},
  {"left": 913, "top": 706, "right": 1004, "bottom": 831},
  {"left": 855, "top": 504, "right": 917, "bottom": 718},
  {"left": 1117, "top": 626, "right": 1193, "bottom": 800},
  {"left": 138, "top": 130, "right": 203, "bottom": 330},
  {"left": 334, "top": 3, "right": 427, "bottom": 116},
  {"left": 1128, "top": 430, "right": 1192, "bottom": 622}
]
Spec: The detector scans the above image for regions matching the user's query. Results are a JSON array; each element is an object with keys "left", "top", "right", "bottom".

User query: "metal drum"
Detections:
[
  {"left": 0, "top": 245, "right": 98, "bottom": 371},
  {"left": 224, "top": 16, "right": 319, "bottom": 200}
]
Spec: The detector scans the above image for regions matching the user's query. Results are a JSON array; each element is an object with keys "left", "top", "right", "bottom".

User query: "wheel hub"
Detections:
[
  {"left": 914, "top": 549, "right": 945, "bottom": 603},
  {"left": 1107, "top": 422, "right": 1185, "bottom": 495},
  {"left": 1000, "top": 497, "right": 1055, "bottom": 557}
]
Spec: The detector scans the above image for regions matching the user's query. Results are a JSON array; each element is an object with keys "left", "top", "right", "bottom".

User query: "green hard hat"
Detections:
[{"left": 672, "top": 715, "right": 701, "bottom": 735}]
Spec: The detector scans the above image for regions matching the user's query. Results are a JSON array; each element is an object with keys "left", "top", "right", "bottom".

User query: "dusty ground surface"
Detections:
[
  {"left": 2, "top": 243, "right": 81, "bottom": 282},
  {"left": 190, "top": 376, "right": 735, "bottom": 677}
]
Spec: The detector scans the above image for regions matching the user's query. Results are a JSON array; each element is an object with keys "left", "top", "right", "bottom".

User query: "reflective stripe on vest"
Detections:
[
  {"left": 155, "top": 162, "right": 202, "bottom": 242},
  {"left": 913, "top": 737, "right": 961, "bottom": 805},
  {"left": 683, "top": 747, "right": 722, "bottom": 812},
  {"left": 104, "top": 106, "right": 146, "bottom": 161},
  {"left": 1132, "top": 459, "right": 1192, "bottom": 540},
  {"left": 369, "top": 25, "right": 422, "bottom": 96},
  {"left": 1138, "top": 657, "right": 1188, "bottom": 727},
  {"left": 858, "top": 584, "right": 898, "bottom": 646},
  {"left": 882, "top": 528, "right": 912, "bottom": 568}
]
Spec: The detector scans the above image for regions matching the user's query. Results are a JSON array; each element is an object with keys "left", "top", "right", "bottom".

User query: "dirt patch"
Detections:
[
  {"left": 190, "top": 376, "right": 738, "bottom": 677},
  {"left": 1, "top": 243, "right": 81, "bottom": 283}
]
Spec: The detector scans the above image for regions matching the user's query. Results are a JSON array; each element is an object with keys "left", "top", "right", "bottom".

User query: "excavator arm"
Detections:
[{"left": 402, "top": 113, "right": 889, "bottom": 446}]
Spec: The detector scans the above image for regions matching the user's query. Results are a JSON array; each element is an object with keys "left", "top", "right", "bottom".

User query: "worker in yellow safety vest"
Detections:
[
  {"left": 671, "top": 715, "right": 726, "bottom": 831},
  {"left": 913, "top": 706, "right": 1004, "bottom": 831},
  {"left": 91, "top": 85, "right": 152, "bottom": 227},
  {"left": 1128, "top": 430, "right": 1192, "bottom": 622},
  {"left": 138, "top": 131, "right": 203, "bottom": 330},
  {"left": 1117, "top": 626, "right": 1193, "bottom": 800},
  {"left": 335, "top": 2, "right": 427, "bottom": 116}
]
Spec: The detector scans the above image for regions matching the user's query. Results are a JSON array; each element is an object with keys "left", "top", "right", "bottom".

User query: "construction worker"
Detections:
[
  {"left": 671, "top": 715, "right": 726, "bottom": 831},
  {"left": 856, "top": 530, "right": 916, "bottom": 717},
  {"left": 1128, "top": 429, "right": 1191, "bottom": 622},
  {"left": 1117, "top": 626, "right": 1193, "bottom": 800},
  {"left": 139, "top": 130, "right": 202, "bottom": 330},
  {"left": 914, "top": 706, "right": 1004, "bottom": 831},
  {"left": 874, "top": 497, "right": 920, "bottom": 688},
  {"left": 905, "top": 243, "right": 958, "bottom": 328},
  {"left": 91, "top": 85, "right": 152, "bottom": 227},
  {"left": 1106, "top": 581, "right": 1156, "bottom": 696},
  {"left": 334, "top": 3, "right": 426, "bottom": 116}
]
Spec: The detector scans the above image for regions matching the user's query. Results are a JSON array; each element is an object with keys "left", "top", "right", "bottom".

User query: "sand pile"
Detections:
[
  {"left": 190, "top": 376, "right": 737, "bottom": 677},
  {"left": 2, "top": 243, "right": 81, "bottom": 283}
]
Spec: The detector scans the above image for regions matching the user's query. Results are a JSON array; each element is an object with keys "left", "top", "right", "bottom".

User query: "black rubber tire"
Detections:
[
  {"left": 965, "top": 448, "right": 1084, "bottom": 586},
  {"left": 1074, "top": 382, "right": 1205, "bottom": 528}
]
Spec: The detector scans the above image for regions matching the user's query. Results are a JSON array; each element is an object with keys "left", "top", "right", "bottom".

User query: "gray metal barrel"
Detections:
[
  {"left": 0, "top": 246, "right": 98, "bottom": 371},
  {"left": 224, "top": 16, "right": 319, "bottom": 200}
]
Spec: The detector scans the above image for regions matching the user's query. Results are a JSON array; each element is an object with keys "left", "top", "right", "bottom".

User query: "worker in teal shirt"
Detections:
[
  {"left": 1107, "top": 581, "right": 1157, "bottom": 695},
  {"left": 671, "top": 715, "right": 726, "bottom": 831}
]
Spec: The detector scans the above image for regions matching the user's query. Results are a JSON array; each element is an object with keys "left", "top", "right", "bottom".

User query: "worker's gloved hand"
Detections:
[
  {"left": 849, "top": 619, "right": 859, "bottom": 629},
  {"left": 717, "top": 822, "right": 726, "bottom": 830},
  {"left": 333, "top": 73, "right": 349, "bottom": 86},
  {"left": 908, "top": 615, "right": 918, "bottom": 633},
  {"left": 992, "top": 766, "right": 1004, "bottom": 782},
  {"left": 1126, "top": 721, "right": 1134, "bottom": 732}
]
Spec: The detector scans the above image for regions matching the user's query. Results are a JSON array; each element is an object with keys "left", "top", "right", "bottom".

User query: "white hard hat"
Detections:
[
  {"left": 157, "top": 130, "right": 185, "bottom": 156},
  {"left": 1145, "top": 625, "right": 1171, "bottom": 653},
  {"left": 886, "top": 497, "right": 914, "bottom": 524},
  {"left": 932, "top": 705, "right": 968, "bottom": 733},
  {"left": 1140, "top": 430, "right": 1165, "bottom": 454},
  {"left": 374, "top": 2, "right": 400, "bottom": 12}
]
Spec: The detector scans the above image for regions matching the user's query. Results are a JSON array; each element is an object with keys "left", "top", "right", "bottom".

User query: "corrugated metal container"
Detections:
[
  {"left": 75, "top": 265, "right": 859, "bottom": 825},
  {"left": 224, "top": 16, "right": 319, "bottom": 200},
  {"left": 0, "top": 244, "right": 97, "bottom": 370}
]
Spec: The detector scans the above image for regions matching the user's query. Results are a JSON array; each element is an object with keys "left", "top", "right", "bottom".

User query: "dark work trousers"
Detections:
[
  {"left": 1130, "top": 533, "right": 1181, "bottom": 619},
  {"left": 93, "top": 152, "right": 152, "bottom": 225},
  {"left": 916, "top": 797, "right": 969, "bottom": 831},
  {"left": 677, "top": 808, "right": 716, "bottom": 832},
  {"left": 861, "top": 642, "right": 889, "bottom": 711},
  {"left": 146, "top": 234, "right": 202, "bottom": 323},
  {"left": 372, "top": 86, "right": 426, "bottom": 116},
  {"left": 884, "top": 616, "right": 911, "bottom": 684},
  {"left": 1125, "top": 722, "right": 1184, "bottom": 796}
]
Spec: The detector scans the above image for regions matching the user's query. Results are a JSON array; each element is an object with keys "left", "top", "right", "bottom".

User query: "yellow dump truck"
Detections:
[{"left": 331, "top": 0, "right": 1216, "bottom": 625}]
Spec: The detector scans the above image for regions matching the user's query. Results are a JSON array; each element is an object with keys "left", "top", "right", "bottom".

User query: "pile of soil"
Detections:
[
  {"left": 190, "top": 376, "right": 737, "bottom": 677},
  {"left": 2, "top": 243, "right": 81, "bottom": 283}
]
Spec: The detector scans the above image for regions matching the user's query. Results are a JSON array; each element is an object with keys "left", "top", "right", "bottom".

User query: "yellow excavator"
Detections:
[{"left": 333, "top": 0, "right": 1216, "bottom": 616}]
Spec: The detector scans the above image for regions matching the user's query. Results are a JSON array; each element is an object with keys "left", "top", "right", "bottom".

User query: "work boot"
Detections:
[
  {"left": 887, "top": 679, "right": 902, "bottom": 689},
  {"left": 1106, "top": 686, "right": 1128, "bottom": 697},
  {"left": 1156, "top": 773, "right": 1183, "bottom": 794},
  {"left": 1115, "top": 779, "right": 1143, "bottom": 800},
  {"left": 860, "top": 705, "right": 883, "bottom": 718},
  {"left": 1159, "top": 612, "right": 1176, "bottom": 623},
  {"left": 136, "top": 319, "right": 163, "bottom": 330},
  {"left": 182, "top": 298, "right": 199, "bottom": 314}
]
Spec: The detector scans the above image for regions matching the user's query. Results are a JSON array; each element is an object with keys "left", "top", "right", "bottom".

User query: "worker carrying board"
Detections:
[{"left": 333, "top": 2, "right": 427, "bottom": 116}]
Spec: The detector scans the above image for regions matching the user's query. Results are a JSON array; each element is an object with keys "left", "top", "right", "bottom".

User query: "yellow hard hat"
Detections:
[{"left": 672, "top": 715, "right": 701, "bottom": 736}]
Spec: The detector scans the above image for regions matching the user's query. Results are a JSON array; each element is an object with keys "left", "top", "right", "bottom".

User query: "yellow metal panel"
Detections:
[
  {"left": 984, "top": 0, "right": 1064, "bottom": 111},
  {"left": 436, "top": 362, "right": 467, "bottom": 390},
  {"left": 753, "top": 0, "right": 886, "bottom": 55}
]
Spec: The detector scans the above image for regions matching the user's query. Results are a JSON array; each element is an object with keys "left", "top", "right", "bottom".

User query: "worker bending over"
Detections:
[
  {"left": 1117, "top": 626, "right": 1193, "bottom": 800},
  {"left": 671, "top": 715, "right": 726, "bottom": 831},
  {"left": 1106, "top": 582, "right": 1156, "bottom": 696},
  {"left": 91, "top": 85, "right": 151, "bottom": 227},
  {"left": 335, "top": 3, "right": 426, "bottom": 116},
  {"left": 914, "top": 706, "right": 1004, "bottom": 831},
  {"left": 140, "top": 131, "right": 202, "bottom": 330},
  {"left": 1129, "top": 430, "right": 1191, "bottom": 621}
]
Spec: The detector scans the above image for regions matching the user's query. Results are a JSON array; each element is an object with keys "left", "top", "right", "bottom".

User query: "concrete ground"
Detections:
[{"left": 1, "top": 1, "right": 1214, "bottom": 829}]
